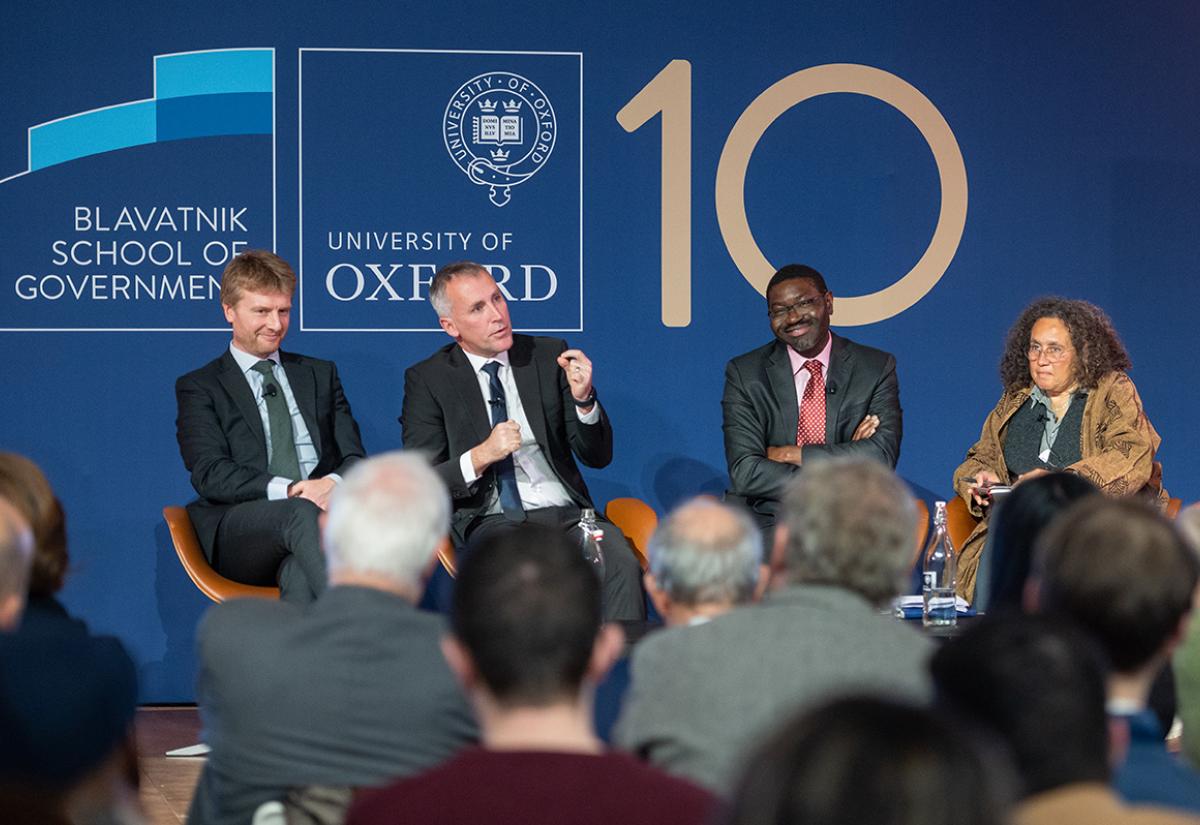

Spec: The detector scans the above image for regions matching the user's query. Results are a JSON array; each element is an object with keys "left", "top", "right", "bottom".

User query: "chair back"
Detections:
[
  {"left": 162, "top": 506, "right": 279, "bottom": 602},
  {"left": 436, "top": 538, "right": 458, "bottom": 578},
  {"left": 945, "top": 496, "right": 981, "bottom": 555},
  {"left": 604, "top": 497, "right": 658, "bottom": 571},
  {"left": 911, "top": 499, "right": 930, "bottom": 569}
]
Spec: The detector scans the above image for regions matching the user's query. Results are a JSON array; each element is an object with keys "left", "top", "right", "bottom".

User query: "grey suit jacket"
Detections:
[
  {"left": 722, "top": 334, "right": 901, "bottom": 521},
  {"left": 187, "top": 587, "right": 478, "bottom": 825},
  {"left": 614, "top": 585, "right": 931, "bottom": 794}
]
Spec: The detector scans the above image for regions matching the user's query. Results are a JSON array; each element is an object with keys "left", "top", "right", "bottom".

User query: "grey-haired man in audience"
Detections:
[
  {"left": 616, "top": 457, "right": 930, "bottom": 794},
  {"left": 643, "top": 497, "right": 766, "bottom": 628},
  {"left": 188, "top": 452, "right": 477, "bottom": 825}
]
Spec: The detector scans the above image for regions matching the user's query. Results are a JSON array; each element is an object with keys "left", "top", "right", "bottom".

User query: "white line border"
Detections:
[
  {"left": 297, "top": 47, "right": 584, "bottom": 333},
  {"left": 0, "top": 47, "right": 277, "bottom": 333}
]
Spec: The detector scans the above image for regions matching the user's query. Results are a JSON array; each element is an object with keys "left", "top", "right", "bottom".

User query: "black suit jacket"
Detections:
[
  {"left": 401, "top": 335, "right": 612, "bottom": 541},
  {"left": 175, "top": 350, "right": 366, "bottom": 556},
  {"left": 722, "top": 333, "right": 902, "bottom": 520}
]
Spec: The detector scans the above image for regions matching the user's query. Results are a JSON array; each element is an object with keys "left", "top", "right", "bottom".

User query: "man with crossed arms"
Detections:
[{"left": 722, "top": 263, "right": 902, "bottom": 529}]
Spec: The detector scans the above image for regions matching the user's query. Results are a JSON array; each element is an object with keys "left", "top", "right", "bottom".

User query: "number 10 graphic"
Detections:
[{"left": 618, "top": 61, "right": 968, "bottom": 328}]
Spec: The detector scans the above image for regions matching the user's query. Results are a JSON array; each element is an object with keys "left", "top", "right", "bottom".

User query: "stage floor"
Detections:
[{"left": 136, "top": 706, "right": 203, "bottom": 824}]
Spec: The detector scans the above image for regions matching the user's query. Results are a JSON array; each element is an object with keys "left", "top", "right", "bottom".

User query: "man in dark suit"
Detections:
[
  {"left": 401, "top": 262, "right": 644, "bottom": 620},
  {"left": 722, "top": 264, "right": 902, "bottom": 528},
  {"left": 187, "top": 452, "right": 478, "bottom": 825},
  {"left": 175, "top": 250, "right": 365, "bottom": 603}
]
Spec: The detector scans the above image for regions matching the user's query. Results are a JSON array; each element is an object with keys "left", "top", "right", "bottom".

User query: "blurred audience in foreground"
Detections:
[
  {"left": 933, "top": 614, "right": 1199, "bottom": 825},
  {"left": 347, "top": 524, "right": 717, "bottom": 825},
  {"left": 977, "top": 471, "right": 1098, "bottom": 613},
  {"left": 0, "top": 497, "right": 33, "bottom": 631},
  {"left": 0, "top": 597, "right": 143, "bottom": 824},
  {"left": 1174, "top": 505, "right": 1200, "bottom": 769},
  {"left": 596, "top": 496, "right": 765, "bottom": 741},
  {"left": 726, "top": 695, "right": 1014, "bottom": 825},
  {"left": 189, "top": 452, "right": 477, "bottom": 825},
  {"left": 0, "top": 452, "right": 88, "bottom": 638},
  {"left": 643, "top": 496, "right": 766, "bottom": 627},
  {"left": 616, "top": 456, "right": 930, "bottom": 793},
  {"left": 1030, "top": 497, "right": 1200, "bottom": 812}
]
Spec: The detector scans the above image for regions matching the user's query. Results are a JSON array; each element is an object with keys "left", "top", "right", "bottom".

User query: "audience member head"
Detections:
[
  {"left": 645, "top": 497, "right": 764, "bottom": 625},
  {"left": 0, "top": 500, "right": 34, "bottom": 631},
  {"left": 0, "top": 452, "right": 68, "bottom": 599},
  {"left": 984, "top": 472, "right": 1098, "bottom": 611},
  {"left": 1174, "top": 504, "right": 1200, "bottom": 769},
  {"left": 0, "top": 633, "right": 141, "bottom": 822},
  {"left": 1033, "top": 497, "right": 1199, "bottom": 676},
  {"left": 322, "top": 451, "right": 450, "bottom": 599},
  {"left": 727, "top": 695, "right": 1013, "bottom": 825},
  {"left": 218, "top": 248, "right": 296, "bottom": 307},
  {"left": 446, "top": 524, "right": 621, "bottom": 709},
  {"left": 1176, "top": 504, "right": 1200, "bottom": 556},
  {"left": 931, "top": 614, "right": 1112, "bottom": 797},
  {"left": 775, "top": 457, "right": 917, "bottom": 605}
]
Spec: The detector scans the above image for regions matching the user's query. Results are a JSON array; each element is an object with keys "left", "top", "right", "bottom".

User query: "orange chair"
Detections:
[
  {"left": 162, "top": 506, "right": 279, "bottom": 602},
  {"left": 910, "top": 499, "right": 930, "bottom": 569},
  {"left": 1167, "top": 498, "right": 1183, "bottom": 519},
  {"left": 436, "top": 540, "right": 458, "bottom": 578},
  {"left": 945, "top": 496, "right": 981, "bottom": 555},
  {"left": 605, "top": 497, "right": 658, "bottom": 571}
]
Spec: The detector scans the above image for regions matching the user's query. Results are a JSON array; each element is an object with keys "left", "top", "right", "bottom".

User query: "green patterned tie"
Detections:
[{"left": 251, "top": 360, "right": 302, "bottom": 481}]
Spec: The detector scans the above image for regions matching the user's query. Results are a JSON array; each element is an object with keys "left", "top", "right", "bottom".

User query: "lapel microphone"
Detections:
[{"left": 263, "top": 383, "right": 279, "bottom": 398}]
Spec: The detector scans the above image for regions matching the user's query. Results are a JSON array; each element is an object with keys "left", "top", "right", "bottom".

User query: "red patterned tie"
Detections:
[{"left": 796, "top": 360, "right": 826, "bottom": 446}]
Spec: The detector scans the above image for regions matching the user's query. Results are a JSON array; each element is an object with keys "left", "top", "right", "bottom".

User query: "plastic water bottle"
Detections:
[
  {"left": 578, "top": 508, "right": 606, "bottom": 582},
  {"left": 922, "top": 501, "right": 957, "bottom": 627}
]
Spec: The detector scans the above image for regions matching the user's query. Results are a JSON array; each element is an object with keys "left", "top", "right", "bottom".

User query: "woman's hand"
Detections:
[{"left": 969, "top": 470, "right": 1002, "bottom": 507}]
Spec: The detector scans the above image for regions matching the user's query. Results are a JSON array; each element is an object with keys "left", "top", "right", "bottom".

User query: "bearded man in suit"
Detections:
[
  {"left": 722, "top": 264, "right": 902, "bottom": 529},
  {"left": 401, "top": 262, "right": 644, "bottom": 621},
  {"left": 175, "top": 250, "right": 366, "bottom": 603}
]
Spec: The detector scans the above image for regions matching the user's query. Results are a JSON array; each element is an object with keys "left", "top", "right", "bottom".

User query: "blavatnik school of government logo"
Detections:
[{"left": 442, "top": 71, "right": 557, "bottom": 207}]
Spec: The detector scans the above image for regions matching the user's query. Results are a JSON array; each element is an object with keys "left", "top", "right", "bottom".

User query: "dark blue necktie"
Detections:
[{"left": 480, "top": 361, "right": 525, "bottom": 521}]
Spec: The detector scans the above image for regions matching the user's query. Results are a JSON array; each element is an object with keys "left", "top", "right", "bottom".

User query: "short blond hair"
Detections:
[{"left": 220, "top": 249, "right": 296, "bottom": 307}]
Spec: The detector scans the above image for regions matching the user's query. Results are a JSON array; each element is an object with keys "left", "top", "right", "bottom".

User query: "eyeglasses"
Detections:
[
  {"left": 768, "top": 296, "right": 824, "bottom": 321},
  {"left": 1027, "top": 342, "right": 1070, "bottom": 363}
]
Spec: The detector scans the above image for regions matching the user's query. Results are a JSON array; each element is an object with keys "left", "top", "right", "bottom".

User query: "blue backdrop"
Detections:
[{"left": 3, "top": 1, "right": 1197, "bottom": 701}]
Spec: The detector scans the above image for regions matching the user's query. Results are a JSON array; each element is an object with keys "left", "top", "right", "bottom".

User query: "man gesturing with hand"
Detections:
[{"left": 402, "top": 262, "right": 645, "bottom": 621}]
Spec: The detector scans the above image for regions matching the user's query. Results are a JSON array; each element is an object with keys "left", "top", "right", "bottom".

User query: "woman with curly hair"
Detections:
[{"left": 951, "top": 297, "right": 1168, "bottom": 601}]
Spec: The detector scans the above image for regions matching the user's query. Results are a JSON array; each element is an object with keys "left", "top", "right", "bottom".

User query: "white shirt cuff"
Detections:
[
  {"left": 575, "top": 400, "right": 601, "bottom": 424},
  {"left": 267, "top": 477, "right": 291, "bottom": 500},
  {"left": 459, "top": 451, "right": 480, "bottom": 485}
]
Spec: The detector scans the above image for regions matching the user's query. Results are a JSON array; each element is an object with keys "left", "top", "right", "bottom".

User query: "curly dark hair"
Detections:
[{"left": 998, "top": 297, "right": 1131, "bottom": 392}]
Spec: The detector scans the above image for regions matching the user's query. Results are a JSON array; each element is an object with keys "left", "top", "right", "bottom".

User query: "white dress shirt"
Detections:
[
  {"left": 457, "top": 348, "right": 600, "bottom": 514},
  {"left": 228, "top": 343, "right": 338, "bottom": 500}
]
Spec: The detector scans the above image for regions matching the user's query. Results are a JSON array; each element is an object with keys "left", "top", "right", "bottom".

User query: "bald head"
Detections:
[
  {"left": 0, "top": 498, "right": 34, "bottom": 631},
  {"left": 648, "top": 497, "right": 763, "bottom": 612}
]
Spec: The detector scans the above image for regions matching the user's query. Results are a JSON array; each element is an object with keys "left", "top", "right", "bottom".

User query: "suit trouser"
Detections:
[
  {"left": 212, "top": 498, "right": 326, "bottom": 604},
  {"left": 465, "top": 505, "right": 646, "bottom": 621}
]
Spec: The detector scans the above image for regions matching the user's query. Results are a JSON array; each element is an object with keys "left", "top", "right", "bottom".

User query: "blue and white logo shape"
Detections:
[{"left": 443, "top": 72, "right": 557, "bottom": 207}]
